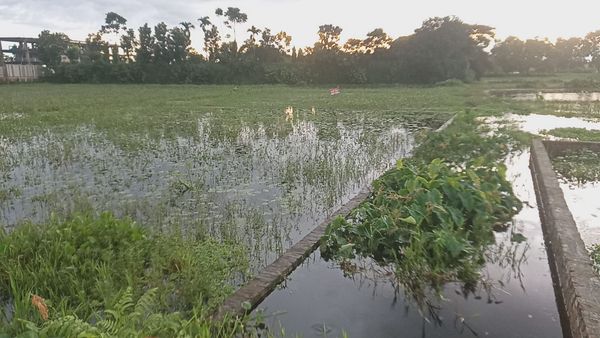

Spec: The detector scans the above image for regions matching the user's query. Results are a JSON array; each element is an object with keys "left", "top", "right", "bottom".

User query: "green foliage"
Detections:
[
  {"left": 591, "top": 244, "right": 600, "bottom": 272},
  {"left": 11, "top": 287, "right": 268, "bottom": 338},
  {"left": 40, "top": 12, "right": 499, "bottom": 85},
  {"left": 541, "top": 127, "right": 600, "bottom": 142},
  {"left": 413, "top": 113, "right": 524, "bottom": 165},
  {"left": 0, "top": 213, "right": 247, "bottom": 335},
  {"left": 37, "top": 30, "right": 70, "bottom": 68},
  {"left": 321, "top": 159, "right": 522, "bottom": 293},
  {"left": 551, "top": 148, "right": 600, "bottom": 184}
]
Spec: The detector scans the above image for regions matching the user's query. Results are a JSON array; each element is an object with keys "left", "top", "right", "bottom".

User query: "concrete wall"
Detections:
[
  {"left": 0, "top": 64, "right": 42, "bottom": 83},
  {"left": 530, "top": 139, "right": 600, "bottom": 338},
  {"left": 214, "top": 115, "right": 457, "bottom": 320}
]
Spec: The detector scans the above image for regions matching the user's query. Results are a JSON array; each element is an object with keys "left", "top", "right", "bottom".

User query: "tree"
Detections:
[
  {"left": 274, "top": 31, "right": 292, "bottom": 53},
  {"left": 585, "top": 30, "right": 600, "bottom": 71},
  {"left": 153, "top": 22, "right": 169, "bottom": 64},
  {"left": 552, "top": 37, "right": 586, "bottom": 71},
  {"left": 241, "top": 25, "right": 261, "bottom": 57},
  {"left": 120, "top": 29, "right": 137, "bottom": 62},
  {"left": 168, "top": 24, "right": 193, "bottom": 63},
  {"left": 37, "top": 30, "right": 70, "bottom": 68},
  {"left": 101, "top": 12, "right": 128, "bottom": 36},
  {"left": 260, "top": 28, "right": 276, "bottom": 48},
  {"left": 136, "top": 24, "right": 154, "bottom": 64},
  {"left": 197, "top": 16, "right": 221, "bottom": 62},
  {"left": 523, "top": 38, "right": 554, "bottom": 73},
  {"left": 390, "top": 16, "right": 495, "bottom": 83},
  {"left": 84, "top": 32, "right": 109, "bottom": 63},
  {"left": 214, "top": 7, "right": 248, "bottom": 49},
  {"left": 363, "top": 28, "right": 392, "bottom": 54},
  {"left": 491, "top": 36, "right": 526, "bottom": 73},
  {"left": 314, "top": 24, "right": 343, "bottom": 51},
  {"left": 343, "top": 38, "right": 363, "bottom": 54},
  {"left": 65, "top": 46, "right": 81, "bottom": 63},
  {"left": 100, "top": 12, "right": 128, "bottom": 63},
  {"left": 180, "top": 22, "right": 195, "bottom": 40}
]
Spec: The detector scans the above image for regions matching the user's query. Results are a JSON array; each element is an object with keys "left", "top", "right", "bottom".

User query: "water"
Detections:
[
  {"left": 507, "top": 92, "right": 600, "bottom": 102},
  {"left": 482, "top": 113, "right": 600, "bottom": 136},
  {"left": 0, "top": 114, "right": 439, "bottom": 271},
  {"left": 559, "top": 181, "right": 600, "bottom": 248},
  {"left": 483, "top": 113, "right": 600, "bottom": 248},
  {"left": 256, "top": 151, "right": 562, "bottom": 337}
]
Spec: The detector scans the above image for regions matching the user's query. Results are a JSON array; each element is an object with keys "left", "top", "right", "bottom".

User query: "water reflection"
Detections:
[
  {"left": 256, "top": 151, "right": 561, "bottom": 338},
  {"left": 507, "top": 92, "right": 600, "bottom": 102},
  {"left": 482, "top": 113, "right": 600, "bottom": 136},
  {"left": 482, "top": 112, "right": 600, "bottom": 249},
  {"left": 559, "top": 180, "right": 600, "bottom": 248},
  {"left": 0, "top": 116, "right": 431, "bottom": 271}
]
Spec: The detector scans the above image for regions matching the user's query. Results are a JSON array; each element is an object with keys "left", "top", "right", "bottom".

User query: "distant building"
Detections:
[
  {"left": 0, "top": 37, "right": 40, "bottom": 64},
  {"left": 0, "top": 37, "right": 41, "bottom": 82}
]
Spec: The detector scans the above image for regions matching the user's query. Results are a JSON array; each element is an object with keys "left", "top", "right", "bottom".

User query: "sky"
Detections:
[{"left": 2, "top": 0, "right": 600, "bottom": 51}]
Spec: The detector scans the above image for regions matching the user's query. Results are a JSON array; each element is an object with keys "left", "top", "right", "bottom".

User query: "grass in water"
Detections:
[
  {"left": 3, "top": 75, "right": 600, "bottom": 335},
  {"left": 541, "top": 127, "right": 600, "bottom": 142},
  {"left": 320, "top": 113, "right": 524, "bottom": 305},
  {"left": 551, "top": 148, "right": 600, "bottom": 184}
]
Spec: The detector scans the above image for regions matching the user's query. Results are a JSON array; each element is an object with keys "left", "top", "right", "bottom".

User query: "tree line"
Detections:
[{"left": 34, "top": 9, "right": 600, "bottom": 85}]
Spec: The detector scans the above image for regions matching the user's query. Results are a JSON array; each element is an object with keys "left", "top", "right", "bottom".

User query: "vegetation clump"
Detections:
[
  {"left": 541, "top": 127, "right": 600, "bottom": 142},
  {"left": 591, "top": 244, "right": 600, "bottom": 272},
  {"left": 551, "top": 148, "right": 600, "bottom": 184},
  {"left": 0, "top": 213, "right": 248, "bottom": 336},
  {"left": 321, "top": 158, "right": 522, "bottom": 295}
]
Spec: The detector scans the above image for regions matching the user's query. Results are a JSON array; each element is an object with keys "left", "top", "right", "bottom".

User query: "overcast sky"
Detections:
[{"left": 2, "top": 0, "right": 600, "bottom": 50}]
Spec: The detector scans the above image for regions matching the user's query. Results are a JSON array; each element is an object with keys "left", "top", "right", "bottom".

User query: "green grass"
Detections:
[
  {"left": 541, "top": 127, "right": 600, "bottom": 141},
  {"left": 591, "top": 244, "right": 600, "bottom": 272},
  {"left": 0, "top": 213, "right": 248, "bottom": 336},
  {"left": 551, "top": 148, "right": 600, "bottom": 184},
  {"left": 0, "top": 84, "right": 468, "bottom": 141}
]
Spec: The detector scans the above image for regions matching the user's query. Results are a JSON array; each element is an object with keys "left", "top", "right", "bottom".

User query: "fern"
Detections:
[
  {"left": 133, "top": 287, "right": 158, "bottom": 318},
  {"left": 41, "top": 315, "right": 102, "bottom": 337}
]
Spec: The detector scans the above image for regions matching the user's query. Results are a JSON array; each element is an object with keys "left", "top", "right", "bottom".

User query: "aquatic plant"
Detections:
[
  {"left": 551, "top": 148, "right": 600, "bottom": 184},
  {"left": 320, "top": 158, "right": 522, "bottom": 301},
  {"left": 591, "top": 244, "right": 600, "bottom": 272},
  {"left": 541, "top": 127, "right": 600, "bottom": 142}
]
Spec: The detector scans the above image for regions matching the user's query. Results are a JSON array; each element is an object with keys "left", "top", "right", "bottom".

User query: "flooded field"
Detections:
[
  {"left": 0, "top": 110, "right": 445, "bottom": 270},
  {"left": 256, "top": 151, "right": 562, "bottom": 337},
  {"left": 559, "top": 180, "right": 600, "bottom": 247},
  {"left": 551, "top": 149, "right": 600, "bottom": 248},
  {"left": 485, "top": 112, "right": 600, "bottom": 249},
  {"left": 494, "top": 91, "right": 600, "bottom": 102},
  {"left": 482, "top": 113, "right": 600, "bottom": 136}
]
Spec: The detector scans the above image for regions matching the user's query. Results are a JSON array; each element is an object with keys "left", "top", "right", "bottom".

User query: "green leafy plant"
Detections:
[{"left": 321, "top": 158, "right": 522, "bottom": 299}]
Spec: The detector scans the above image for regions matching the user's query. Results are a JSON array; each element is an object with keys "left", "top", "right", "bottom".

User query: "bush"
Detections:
[{"left": 321, "top": 159, "right": 522, "bottom": 288}]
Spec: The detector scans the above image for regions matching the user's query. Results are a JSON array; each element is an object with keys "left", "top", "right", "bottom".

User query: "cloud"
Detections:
[
  {"left": 1, "top": 0, "right": 218, "bottom": 36},
  {"left": 2, "top": 0, "right": 600, "bottom": 48}
]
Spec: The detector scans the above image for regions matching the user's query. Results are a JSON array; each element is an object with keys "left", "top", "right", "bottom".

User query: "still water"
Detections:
[
  {"left": 0, "top": 114, "right": 440, "bottom": 271},
  {"left": 484, "top": 113, "right": 600, "bottom": 247},
  {"left": 508, "top": 92, "right": 600, "bottom": 102},
  {"left": 256, "top": 151, "right": 562, "bottom": 338}
]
